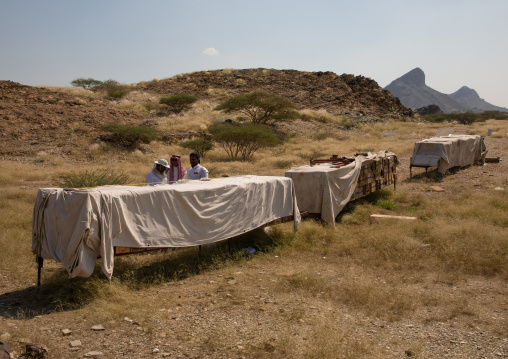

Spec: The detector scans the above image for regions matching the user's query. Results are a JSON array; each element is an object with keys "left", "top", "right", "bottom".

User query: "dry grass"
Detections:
[
  {"left": 38, "top": 85, "right": 99, "bottom": 98},
  {"left": 1, "top": 119, "right": 507, "bottom": 358}
]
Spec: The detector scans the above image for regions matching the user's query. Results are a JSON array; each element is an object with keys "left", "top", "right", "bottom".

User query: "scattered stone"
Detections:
[
  {"left": 69, "top": 340, "right": 82, "bottom": 347},
  {"left": 91, "top": 325, "right": 105, "bottom": 331},
  {"left": 24, "top": 343, "right": 49, "bottom": 359},
  {"left": 123, "top": 317, "right": 133, "bottom": 323},
  {"left": 61, "top": 329, "right": 72, "bottom": 336},
  {"left": 405, "top": 349, "right": 415, "bottom": 357},
  {"left": 84, "top": 351, "right": 104, "bottom": 358},
  {"left": 0, "top": 340, "right": 12, "bottom": 359},
  {"left": 152, "top": 348, "right": 159, "bottom": 353}
]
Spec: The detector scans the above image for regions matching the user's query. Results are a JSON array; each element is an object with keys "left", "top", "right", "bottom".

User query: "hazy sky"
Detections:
[{"left": 1, "top": 0, "right": 507, "bottom": 107}]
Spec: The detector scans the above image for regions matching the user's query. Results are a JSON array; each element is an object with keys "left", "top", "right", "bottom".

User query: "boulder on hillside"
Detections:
[{"left": 415, "top": 104, "right": 443, "bottom": 115}]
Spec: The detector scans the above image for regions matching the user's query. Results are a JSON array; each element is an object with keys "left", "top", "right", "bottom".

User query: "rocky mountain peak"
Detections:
[
  {"left": 450, "top": 86, "right": 479, "bottom": 99},
  {"left": 396, "top": 67, "right": 425, "bottom": 87}
]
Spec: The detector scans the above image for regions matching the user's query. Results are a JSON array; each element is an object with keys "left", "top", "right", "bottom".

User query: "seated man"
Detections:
[
  {"left": 146, "top": 159, "right": 169, "bottom": 185},
  {"left": 187, "top": 153, "right": 209, "bottom": 180}
]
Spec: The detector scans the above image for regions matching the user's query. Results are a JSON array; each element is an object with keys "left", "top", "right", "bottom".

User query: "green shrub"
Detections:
[
  {"left": 313, "top": 132, "right": 334, "bottom": 141},
  {"left": 479, "top": 111, "right": 508, "bottom": 120},
  {"left": 421, "top": 112, "right": 481, "bottom": 125},
  {"left": 57, "top": 169, "right": 130, "bottom": 188},
  {"left": 341, "top": 118, "right": 356, "bottom": 129},
  {"left": 99, "top": 79, "right": 130, "bottom": 99},
  {"left": 275, "top": 160, "right": 294, "bottom": 169},
  {"left": 70, "top": 78, "right": 130, "bottom": 98},
  {"left": 297, "top": 151, "right": 326, "bottom": 160},
  {"left": 179, "top": 139, "right": 214, "bottom": 158},
  {"left": 420, "top": 113, "right": 448, "bottom": 123},
  {"left": 454, "top": 112, "right": 479, "bottom": 125},
  {"left": 159, "top": 94, "right": 197, "bottom": 114},
  {"left": 208, "top": 123, "right": 280, "bottom": 160},
  {"left": 99, "top": 123, "right": 161, "bottom": 149}
]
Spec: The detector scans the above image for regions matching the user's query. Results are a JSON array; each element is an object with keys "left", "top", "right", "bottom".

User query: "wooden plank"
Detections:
[
  {"left": 430, "top": 186, "right": 445, "bottom": 192},
  {"left": 370, "top": 214, "right": 417, "bottom": 220}
]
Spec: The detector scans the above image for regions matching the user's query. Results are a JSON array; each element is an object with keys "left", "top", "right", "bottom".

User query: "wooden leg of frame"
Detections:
[{"left": 37, "top": 256, "right": 44, "bottom": 287}]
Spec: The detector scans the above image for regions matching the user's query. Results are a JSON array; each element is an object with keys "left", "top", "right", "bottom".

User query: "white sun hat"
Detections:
[{"left": 154, "top": 159, "right": 169, "bottom": 168}]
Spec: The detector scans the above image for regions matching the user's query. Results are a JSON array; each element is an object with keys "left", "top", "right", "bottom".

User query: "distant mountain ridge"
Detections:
[
  {"left": 449, "top": 86, "right": 508, "bottom": 112},
  {"left": 385, "top": 68, "right": 508, "bottom": 114}
]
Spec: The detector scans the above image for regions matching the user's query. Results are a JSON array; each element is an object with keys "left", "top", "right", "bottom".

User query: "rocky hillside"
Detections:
[
  {"left": 1, "top": 68, "right": 413, "bottom": 159},
  {"left": 138, "top": 68, "right": 412, "bottom": 117},
  {"left": 385, "top": 67, "right": 507, "bottom": 114},
  {"left": 0, "top": 81, "right": 149, "bottom": 158}
]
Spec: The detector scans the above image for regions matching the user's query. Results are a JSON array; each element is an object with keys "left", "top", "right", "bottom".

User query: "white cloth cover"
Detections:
[
  {"left": 32, "top": 176, "right": 300, "bottom": 279},
  {"left": 410, "top": 135, "right": 487, "bottom": 173},
  {"left": 285, "top": 152, "right": 392, "bottom": 224}
]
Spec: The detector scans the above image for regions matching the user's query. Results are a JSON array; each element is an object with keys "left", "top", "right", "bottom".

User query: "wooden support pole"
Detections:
[{"left": 37, "top": 256, "right": 44, "bottom": 287}]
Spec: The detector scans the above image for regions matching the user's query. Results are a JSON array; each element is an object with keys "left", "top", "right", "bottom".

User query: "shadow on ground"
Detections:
[{"left": 0, "top": 228, "right": 281, "bottom": 319}]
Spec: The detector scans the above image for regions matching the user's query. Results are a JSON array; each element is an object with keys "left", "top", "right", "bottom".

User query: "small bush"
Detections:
[
  {"left": 313, "top": 132, "right": 334, "bottom": 141},
  {"left": 479, "top": 111, "right": 508, "bottom": 120},
  {"left": 275, "top": 160, "right": 294, "bottom": 169},
  {"left": 100, "top": 80, "right": 130, "bottom": 99},
  {"left": 208, "top": 123, "right": 280, "bottom": 161},
  {"left": 421, "top": 112, "right": 481, "bottom": 125},
  {"left": 159, "top": 94, "right": 197, "bottom": 114},
  {"left": 179, "top": 139, "right": 214, "bottom": 158},
  {"left": 454, "top": 112, "right": 479, "bottom": 125},
  {"left": 99, "top": 123, "right": 161, "bottom": 149},
  {"left": 297, "top": 151, "right": 326, "bottom": 160},
  {"left": 341, "top": 118, "right": 356, "bottom": 129},
  {"left": 57, "top": 169, "right": 130, "bottom": 188}
]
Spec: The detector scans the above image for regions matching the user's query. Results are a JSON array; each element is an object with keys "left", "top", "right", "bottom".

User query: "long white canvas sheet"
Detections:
[
  {"left": 285, "top": 151, "right": 394, "bottom": 224},
  {"left": 411, "top": 135, "right": 487, "bottom": 173},
  {"left": 32, "top": 175, "right": 300, "bottom": 279}
]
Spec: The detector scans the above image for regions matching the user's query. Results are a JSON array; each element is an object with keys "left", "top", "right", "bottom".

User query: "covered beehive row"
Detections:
[{"left": 350, "top": 153, "right": 397, "bottom": 200}]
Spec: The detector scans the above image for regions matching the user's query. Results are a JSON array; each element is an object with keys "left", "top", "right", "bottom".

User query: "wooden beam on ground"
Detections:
[
  {"left": 485, "top": 157, "right": 500, "bottom": 163},
  {"left": 370, "top": 214, "right": 417, "bottom": 221}
]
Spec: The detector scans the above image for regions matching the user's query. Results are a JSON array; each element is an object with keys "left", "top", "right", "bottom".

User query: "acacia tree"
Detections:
[
  {"left": 208, "top": 122, "right": 280, "bottom": 161},
  {"left": 71, "top": 78, "right": 103, "bottom": 91},
  {"left": 159, "top": 94, "right": 198, "bottom": 114},
  {"left": 179, "top": 139, "right": 214, "bottom": 158},
  {"left": 213, "top": 92, "right": 298, "bottom": 124}
]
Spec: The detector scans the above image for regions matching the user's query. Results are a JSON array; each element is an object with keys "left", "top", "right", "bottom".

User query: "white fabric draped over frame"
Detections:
[{"left": 32, "top": 176, "right": 300, "bottom": 279}]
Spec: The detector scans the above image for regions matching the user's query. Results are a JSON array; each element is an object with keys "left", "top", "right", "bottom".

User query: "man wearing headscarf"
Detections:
[
  {"left": 168, "top": 154, "right": 186, "bottom": 182},
  {"left": 187, "top": 153, "right": 209, "bottom": 180},
  {"left": 146, "top": 159, "right": 169, "bottom": 185}
]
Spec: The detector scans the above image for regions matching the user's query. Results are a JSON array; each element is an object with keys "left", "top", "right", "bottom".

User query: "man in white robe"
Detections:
[
  {"left": 146, "top": 159, "right": 169, "bottom": 185},
  {"left": 187, "top": 153, "right": 209, "bottom": 180}
]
